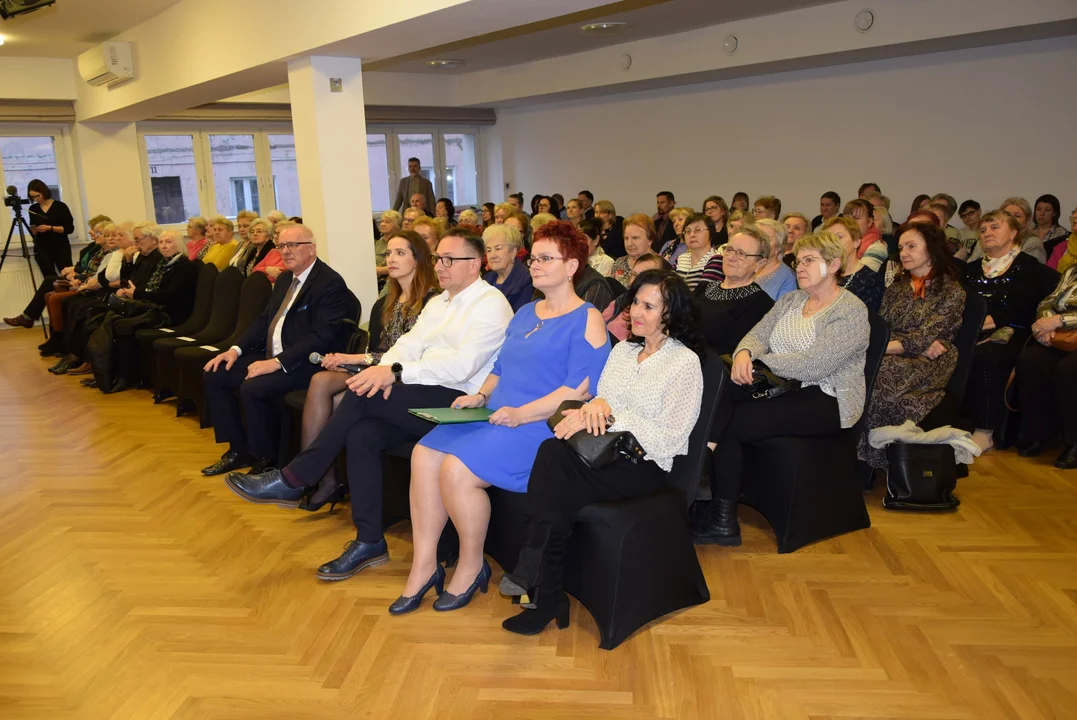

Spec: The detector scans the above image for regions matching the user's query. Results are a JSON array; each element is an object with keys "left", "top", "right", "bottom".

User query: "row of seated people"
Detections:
[
  {"left": 4, "top": 210, "right": 302, "bottom": 392},
  {"left": 16, "top": 204, "right": 1076, "bottom": 636}
]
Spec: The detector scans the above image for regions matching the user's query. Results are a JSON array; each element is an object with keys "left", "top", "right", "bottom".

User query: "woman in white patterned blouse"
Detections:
[
  {"left": 500, "top": 269, "right": 705, "bottom": 636},
  {"left": 693, "top": 232, "right": 870, "bottom": 547}
]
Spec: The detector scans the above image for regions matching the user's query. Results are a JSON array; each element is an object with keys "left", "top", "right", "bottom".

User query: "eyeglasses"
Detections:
[
  {"left": 959, "top": 210, "right": 979, "bottom": 220},
  {"left": 720, "top": 246, "right": 764, "bottom": 261},
  {"left": 278, "top": 241, "right": 314, "bottom": 252},
  {"left": 525, "top": 255, "right": 565, "bottom": 267},
  {"left": 792, "top": 256, "right": 824, "bottom": 268},
  {"left": 433, "top": 254, "right": 479, "bottom": 267}
]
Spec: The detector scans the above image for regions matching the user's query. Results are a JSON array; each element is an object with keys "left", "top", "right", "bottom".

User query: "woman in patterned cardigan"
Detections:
[
  {"left": 857, "top": 223, "right": 966, "bottom": 470},
  {"left": 693, "top": 231, "right": 870, "bottom": 547}
]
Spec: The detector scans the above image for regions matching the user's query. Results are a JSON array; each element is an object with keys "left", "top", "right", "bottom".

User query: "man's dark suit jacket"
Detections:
[{"left": 234, "top": 257, "right": 349, "bottom": 373}]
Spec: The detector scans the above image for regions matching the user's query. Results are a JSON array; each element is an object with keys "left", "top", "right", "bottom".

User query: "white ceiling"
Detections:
[
  {"left": 0, "top": 0, "right": 184, "bottom": 57},
  {"left": 365, "top": 0, "right": 840, "bottom": 74}
]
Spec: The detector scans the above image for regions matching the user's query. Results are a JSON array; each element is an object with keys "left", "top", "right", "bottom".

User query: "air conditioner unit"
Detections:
[{"left": 77, "top": 41, "right": 134, "bottom": 87}]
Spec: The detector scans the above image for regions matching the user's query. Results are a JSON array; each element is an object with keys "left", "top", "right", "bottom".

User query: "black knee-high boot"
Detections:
[
  {"left": 502, "top": 532, "right": 570, "bottom": 636},
  {"left": 499, "top": 516, "right": 553, "bottom": 596}
]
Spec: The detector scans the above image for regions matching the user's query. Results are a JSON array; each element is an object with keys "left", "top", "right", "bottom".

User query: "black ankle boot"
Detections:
[
  {"left": 499, "top": 517, "right": 553, "bottom": 596},
  {"left": 692, "top": 498, "right": 741, "bottom": 546},
  {"left": 502, "top": 532, "right": 570, "bottom": 636},
  {"left": 38, "top": 332, "right": 64, "bottom": 356}
]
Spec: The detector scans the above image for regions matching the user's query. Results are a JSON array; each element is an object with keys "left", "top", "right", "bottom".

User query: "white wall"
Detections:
[
  {"left": 493, "top": 36, "right": 1077, "bottom": 222},
  {"left": 72, "top": 123, "right": 150, "bottom": 223}
]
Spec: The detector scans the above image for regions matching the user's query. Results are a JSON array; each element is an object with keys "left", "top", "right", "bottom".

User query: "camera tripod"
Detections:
[{"left": 1, "top": 201, "right": 46, "bottom": 338}]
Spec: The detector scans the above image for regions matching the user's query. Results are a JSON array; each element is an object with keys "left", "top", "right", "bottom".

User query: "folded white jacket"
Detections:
[{"left": 868, "top": 420, "right": 981, "bottom": 465}]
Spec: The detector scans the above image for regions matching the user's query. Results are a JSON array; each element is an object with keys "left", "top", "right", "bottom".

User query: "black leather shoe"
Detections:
[
  {"left": 201, "top": 450, "right": 255, "bottom": 476},
  {"left": 152, "top": 388, "right": 175, "bottom": 404},
  {"left": 388, "top": 564, "right": 445, "bottom": 615},
  {"left": 1054, "top": 445, "right": 1077, "bottom": 470},
  {"left": 250, "top": 457, "right": 275, "bottom": 475},
  {"left": 1018, "top": 441, "right": 1045, "bottom": 458},
  {"left": 80, "top": 378, "right": 98, "bottom": 388},
  {"left": 225, "top": 468, "right": 304, "bottom": 505},
  {"left": 48, "top": 358, "right": 72, "bottom": 375},
  {"left": 317, "top": 539, "right": 390, "bottom": 581},
  {"left": 502, "top": 591, "right": 570, "bottom": 635},
  {"left": 103, "top": 378, "right": 130, "bottom": 395},
  {"left": 176, "top": 399, "right": 197, "bottom": 417},
  {"left": 692, "top": 499, "right": 742, "bottom": 547}
]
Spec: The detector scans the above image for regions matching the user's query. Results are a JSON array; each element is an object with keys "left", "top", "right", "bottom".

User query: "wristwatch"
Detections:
[{"left": 391, "top": 362, "right": 403, "bottom": 384}]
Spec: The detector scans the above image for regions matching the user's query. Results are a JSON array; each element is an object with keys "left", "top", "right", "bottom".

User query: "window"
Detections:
[
  {"left": 150, "top": 177, "right": 187, "bottom": 224},
  {"left": 141, "top": 128, "right": 302, "bottom": 225},
  {"left": 0, "top": 136, "right": 61, "bottom": 201},
  {"left": 369, "top": 128, "right": 482, "bottom": 213},
  {"left": 231, "top": 177, "right": 259, "bottom": 214},
  {"left": 209, "top": 134, "right": 258, "bottom": 218},
  {"left": 144, "top": 134, "right": 201, "bottom": 224},
  {"left": 268, "top": 134, "right": 300, "bottom": 218},
  {"left": 367, "top": 134, "right": 390, "bottom": 213}
]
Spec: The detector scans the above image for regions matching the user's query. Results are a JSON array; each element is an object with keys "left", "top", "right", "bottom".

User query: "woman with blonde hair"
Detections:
[
  {"left": 202, "top": 216, "right": 238, "bottom": 270},
  {"left": 999, "top": 197, "right": 1047, "bottom": 263},
  {"left": 660, "top": 207, "right": 694, "bottom": 265},
  {"left": 298, "top": 229, "right": 441, "bottom": 511},
  {"left": 594, "top": 200, "right": 624, "bottom": 258},
  {"left": 1048, "top": 207, "right": 1077, "bottom": 272},
  {"left": 483, "top": 223, "right": 532, "bottom": 311},
  {"left": 412, "top": 216, "right": 444, "bottom": 254},
  {"left": 530, "top": 213, "right": 558, "bottom": 232},
  {"left": 822, "top": 216, "right": 884, "bottom": 312}
]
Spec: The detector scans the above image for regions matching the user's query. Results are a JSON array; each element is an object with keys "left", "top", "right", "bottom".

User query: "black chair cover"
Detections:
[
  {"left": 135, "top": 263, "right": 217, "bottom": 389},
  {"left": 739, "top": 311, "right": 890, "bottom": 553},
  {"left": 153, "top": 267, "right": 245, "bottom": 396},
  {"left": 557, "top": 350, "right": 723, "bottom": 649}
]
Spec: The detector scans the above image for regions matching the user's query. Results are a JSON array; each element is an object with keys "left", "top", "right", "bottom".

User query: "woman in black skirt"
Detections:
[{"left": 498, "top": 269, "right": 706, "bottom": 635}]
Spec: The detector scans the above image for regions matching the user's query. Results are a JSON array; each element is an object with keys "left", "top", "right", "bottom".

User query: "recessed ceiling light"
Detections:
[
  {"left": 579, "top": 21, "right": 631, "bottom": 37},
  {"left": 0, "top": 36, "right": 6, "bottom": 46},
  {"left": 425, "top": 59, "right": 464, "bottom": 68}
]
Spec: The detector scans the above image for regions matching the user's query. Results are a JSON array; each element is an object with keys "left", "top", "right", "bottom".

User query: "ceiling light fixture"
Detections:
[
  {"left": 0, "top": 36, "right": 5, "bottom": 46},
  {"left": 425, "top": 59, "right": 464, "bottom": 68},
  {"left": 854, "top": 9, "right": 875, "bottom": 33},
  {"left": 579, "top": 21, "right": 631, "bottom": 37}
]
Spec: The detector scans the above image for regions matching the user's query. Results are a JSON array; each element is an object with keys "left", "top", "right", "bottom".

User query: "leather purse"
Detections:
[
  {"left": 719, "top": 354, "right": 801, "bottom": 400},
  {"left": 882, "top": 442, "right": 960, "bottom": 512},
  {"left": 547, "top": 400, "right": 646, "bottom": 469}
]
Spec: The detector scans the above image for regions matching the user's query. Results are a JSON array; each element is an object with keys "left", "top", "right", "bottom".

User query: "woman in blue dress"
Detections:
[{"left": 390, "top": 221, "right": 611, "bottom": 615}]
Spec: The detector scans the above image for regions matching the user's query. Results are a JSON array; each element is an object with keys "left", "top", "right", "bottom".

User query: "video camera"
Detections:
[{"left": 4, "top": 185, "right": 28, "bottom": 209}]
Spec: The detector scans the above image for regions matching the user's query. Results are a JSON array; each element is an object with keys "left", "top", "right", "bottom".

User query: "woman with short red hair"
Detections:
[{"left": 391, "top": 221, "right": 612, "bottom": 615}]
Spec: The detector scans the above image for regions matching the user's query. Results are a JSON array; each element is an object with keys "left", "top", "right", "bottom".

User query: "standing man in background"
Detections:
[{"left": 393, "top": 157, "right": 436, "bottom": 214}]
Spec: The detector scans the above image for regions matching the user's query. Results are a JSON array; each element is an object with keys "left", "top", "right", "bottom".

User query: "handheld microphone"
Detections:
[{"left": 308, "top": 352, "right": 366, "bottom": 374}]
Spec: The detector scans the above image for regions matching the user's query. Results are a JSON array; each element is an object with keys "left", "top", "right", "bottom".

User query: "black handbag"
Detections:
[
  {"left": 547, "top": 400, "right": 647, "bottom": 469},
  {"left": 106, "top": 294, "right": 159, "bottom": 318},
  {"left": 882, "top": 442, "right": 960, "bottom": 511},
  {"left": 719, "top": 354, "right": 801, "bottom": 400}
]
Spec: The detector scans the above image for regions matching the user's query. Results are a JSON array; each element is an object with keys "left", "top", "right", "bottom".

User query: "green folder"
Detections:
[{"left": 408, "top": 407, "right": 494, "bottom": 424}]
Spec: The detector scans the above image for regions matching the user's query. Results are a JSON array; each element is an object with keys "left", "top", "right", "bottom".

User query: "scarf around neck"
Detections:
[{"left": 981, "top": 246, "right": 1020, "bottom": 279}]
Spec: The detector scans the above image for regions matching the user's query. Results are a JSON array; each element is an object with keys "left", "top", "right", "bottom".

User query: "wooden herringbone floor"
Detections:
[{"left": 1, "top": 329, "right": 1076, "bottom": 719}]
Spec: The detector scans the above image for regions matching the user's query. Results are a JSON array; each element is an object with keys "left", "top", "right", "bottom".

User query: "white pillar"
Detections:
[{"left": 288, "top": 56, "right": 377, "bottom": 322}]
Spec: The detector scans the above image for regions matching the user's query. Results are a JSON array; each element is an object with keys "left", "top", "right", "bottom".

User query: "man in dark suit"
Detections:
[
  {"left": 577, "top": 190, "right": 595, "bottom": 220},
  {"left": 392, "top": 157, "right": 436, "bottom": 214},
  {"left": 200, "top": 224, "right": 349, "bottom": 476},
  {"left": 653, "top": 191, "right": 677, "bottom": 250}
]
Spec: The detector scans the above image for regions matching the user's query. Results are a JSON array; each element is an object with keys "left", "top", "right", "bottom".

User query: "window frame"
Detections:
[
  {"left": 369, "top": 125, "right": 483, "bottom": 214},
  {"left": 137, "top": 122, "right": 297, "bottom": 228},
  {"left": 0, "top": 124, "right": 85, "bottom": 243}
]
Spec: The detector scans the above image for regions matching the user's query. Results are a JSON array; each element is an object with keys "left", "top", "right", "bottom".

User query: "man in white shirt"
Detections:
[
  {"left": 200, "top": 224, "right": 350, "bottom": 476},
  {"left": 227, "top": 228, "right": 513, "bottom": 581}
]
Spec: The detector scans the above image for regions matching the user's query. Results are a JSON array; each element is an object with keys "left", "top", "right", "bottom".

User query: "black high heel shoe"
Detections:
[
  {"left": 298, "top": 483, "right": 347, "bottom": 512},
  {"left": 388, "top": 564, "right": 445, "bottom": 615},
  {"left": 502, "top": 591, "right": 570, "bottom": 635}
]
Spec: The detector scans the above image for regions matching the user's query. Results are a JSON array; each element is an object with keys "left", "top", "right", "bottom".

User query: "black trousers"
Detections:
[
  {"left": 23, "top": 275, "right": 60, "bottom": 319},
  {"left": 961, "top": 333, "right": 1027, "bottom": 431},
  {"left": 1016, "top": 343, "right": 1077, "bottom": 445},
  {"left": 33, "top": 236, "right": 72, "bottom": 278},
  {"left": 525, "top": 438, "right": 667, "bottom": 536},
  {"left": 203, "top": 356, "right": 318, "bottom": 460},
  {"left": 285, "top": 383, "right": 459, "bottom": 543},
  {"left": 711, "top": 385, "right": 841, "bottom": 502},
  {"left": 63, "top": 294, "right": 109, "bottom": 358}
]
